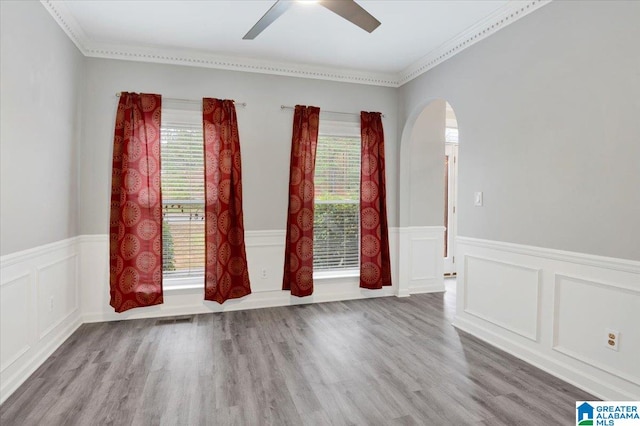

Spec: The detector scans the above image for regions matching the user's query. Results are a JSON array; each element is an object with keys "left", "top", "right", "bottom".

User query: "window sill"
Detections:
[
  {"left": 163, "top": 269, "right": 361, "bottom": 292},
  {"left": 314, "top": 269, "right": 360, "bottom": 282},
  {"left": 163, "top": 276, "right": 203, "bottom": 293}
]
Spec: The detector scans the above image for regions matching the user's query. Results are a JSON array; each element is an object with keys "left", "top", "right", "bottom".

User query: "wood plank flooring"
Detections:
[{"left": 1, "top": 280, "right": 594, "bottom": 425}]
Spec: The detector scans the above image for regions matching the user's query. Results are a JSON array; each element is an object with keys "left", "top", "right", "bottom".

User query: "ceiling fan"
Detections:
[{"left": 243, "top": 0, "right": 381, "bottom": 40}]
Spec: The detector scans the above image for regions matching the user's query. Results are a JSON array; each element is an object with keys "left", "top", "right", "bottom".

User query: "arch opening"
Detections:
[{"left": 397, "top": 98, "right": 460, "bottom": 297}]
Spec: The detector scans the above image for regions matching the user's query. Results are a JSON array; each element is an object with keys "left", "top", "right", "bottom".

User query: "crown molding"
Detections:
[
  {"left": 83, "top": 43, "right": 399, "bottom": 87},
  {"left": 40, "top": 0, "right": 90, "bottom": 56},
  {"left": 39, "top": 0, "right": 397, "bottom": 87},
  {"left": 398, "top": 0, "right": 552, "bottom": 85},
  {"left": 41, "top": 0, "right": 551, "bottom": 88}
]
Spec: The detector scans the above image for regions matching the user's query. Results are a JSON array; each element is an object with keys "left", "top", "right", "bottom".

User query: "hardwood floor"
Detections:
[{"left": 1, "top": 279, "right": 593, "bottom": 425}]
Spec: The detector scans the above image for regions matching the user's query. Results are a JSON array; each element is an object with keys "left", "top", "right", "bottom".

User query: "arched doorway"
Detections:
[{"left": 397, "top": 98, "right": 460, "bottom": 297}]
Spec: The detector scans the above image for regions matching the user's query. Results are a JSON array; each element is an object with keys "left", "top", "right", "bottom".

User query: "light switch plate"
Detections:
[{"left": 474, "top": 192, "right": 483, "bottom": 206}]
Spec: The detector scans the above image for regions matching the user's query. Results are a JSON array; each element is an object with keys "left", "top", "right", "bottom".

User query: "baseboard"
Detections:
[
  {"left": 452, "top": 316, "right": 636, "bottom": 400},
  {"left": 396, "top": 289, "right": 411, "bottom": 297},
  {"left": 82, "top": 287, "right": 396, "bottom": 323}
]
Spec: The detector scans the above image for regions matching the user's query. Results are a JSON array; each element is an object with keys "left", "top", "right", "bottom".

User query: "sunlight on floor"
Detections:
[{"left": 444, "top": 276, "right": 457, "bottom": 319}]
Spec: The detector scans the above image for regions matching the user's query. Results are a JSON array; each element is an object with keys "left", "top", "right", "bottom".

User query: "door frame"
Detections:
[{"left": 444, "top": 142, "right": 458, "bottom": 275}]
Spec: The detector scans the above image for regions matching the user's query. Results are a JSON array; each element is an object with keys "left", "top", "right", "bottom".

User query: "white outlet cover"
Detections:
[{"left": 606, "top": 328, "right": 619, "bottom": 351}]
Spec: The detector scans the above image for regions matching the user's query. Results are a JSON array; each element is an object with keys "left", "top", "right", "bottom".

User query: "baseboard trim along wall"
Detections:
[{"left": 453, "top": 236, "right": 640, "bottom": 401}]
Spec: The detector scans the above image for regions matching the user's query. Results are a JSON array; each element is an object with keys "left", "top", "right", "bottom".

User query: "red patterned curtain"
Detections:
[
  {"left": 109, "top": 93, "right": 163, "bottom": 313},
  {"left": 203, "top": 98, "right": 251, "bottom": 303},
  {"left": 283, "top": 105, "right": 320, "bottom": 297},
  {"left": 360, "top": 112, "right": 392, "bottom": 289}
]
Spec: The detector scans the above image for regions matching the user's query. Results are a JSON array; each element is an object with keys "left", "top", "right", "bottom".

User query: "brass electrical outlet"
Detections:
[{"left": 605, "top": 329, "right": 620, "bottom": 351}]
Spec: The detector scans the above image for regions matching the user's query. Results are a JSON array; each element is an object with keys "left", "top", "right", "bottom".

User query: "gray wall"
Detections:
[
  {"left": 409, "top": 99, "right": 445, "bottom": 226},
  {"left": 78, "top": 59, "right": 398, "bottom": 235},
  {"left": 398, "top": 0, "right": 640, "bottom": 261},
  {"left": 4, "top": 0, "right": 638, "bottom": 262},
  {"left": 0, "top": 1, "right": 84, "bottom": 255}
]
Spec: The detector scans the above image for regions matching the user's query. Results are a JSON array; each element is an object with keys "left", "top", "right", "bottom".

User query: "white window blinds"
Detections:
[
  {"left": 160, "top": 108, "right": 205, "bottom": 280},
  {"left": 313, "top": 123, "right": 361, "bottom": 272},
  {"left": 446, "top": 127, "right": 459, "bottom": 143}
]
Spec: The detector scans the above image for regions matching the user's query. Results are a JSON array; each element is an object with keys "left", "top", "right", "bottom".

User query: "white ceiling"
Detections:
[{"left": 42, "top": 0, "right": 549, "bottom": 86}]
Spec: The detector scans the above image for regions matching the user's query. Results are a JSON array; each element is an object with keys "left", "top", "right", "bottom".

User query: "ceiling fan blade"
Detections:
[
  {"left": 319, "top": 0, "right": 381, "bottom": 33},
  {"left": 243, "top": 0, "right": 293, "bottom": 40}
]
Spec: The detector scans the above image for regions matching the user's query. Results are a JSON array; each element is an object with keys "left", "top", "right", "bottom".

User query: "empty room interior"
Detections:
[{"left": 1, "top": 0, "right": 639, "bottom": 424}]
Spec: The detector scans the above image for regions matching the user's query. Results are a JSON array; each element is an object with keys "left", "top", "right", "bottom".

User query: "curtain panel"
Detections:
[
  {"left": 109, "top": 92, "right": 163, "bottom": 313},
  {"left": 360, "top": 111, "right": 392, "bottom": 289},
  {"left": 283, "top": 105, "right": 320, "bottom": 297},
  {"left": 202, "top": 98, "right": 252, "bottom": 303}
]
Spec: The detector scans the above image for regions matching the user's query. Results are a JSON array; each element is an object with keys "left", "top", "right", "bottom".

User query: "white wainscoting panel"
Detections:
[
  {"left": 245, "top": 230, "right": 287, "bottom": 293},
  {"left": 410, "top": 238, "right": 437, "bottom": 280},
  {"left": 36, "top": 255, "right": 78, "bottom": 340},
  {"left": 463, "top": 255, "right": 540, "bottom": 341},
  {"left": 454, "top": 236, "right": 640, "bottom": 401},
  {"left": 397, "top": 226, "right": 445, "bottom": 296},
  {"left": 553, "top": 274, "right": 640, "bottom": 385},
  {"left": 0, "top": 238, "right": 82, "bottom": 404},
  {"left": 77, "top": 234, "right": 110, "bottom": 320},
  {"left": 0, "top": 274, "right": 32, "bottom": 372}
]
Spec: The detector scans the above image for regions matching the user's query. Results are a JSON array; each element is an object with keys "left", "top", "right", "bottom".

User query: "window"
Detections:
[
  {"left": 313, "top": 121, "right": 361, "bottom": 273},
  {"left": 161, "top": 107, "right": 205, "bottom": 284},
  {"left": 445, "top": 127, "right": 459, "bottom": 143}
]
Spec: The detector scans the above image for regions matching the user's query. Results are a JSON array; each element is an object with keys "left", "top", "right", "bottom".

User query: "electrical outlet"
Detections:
[
  {"left": 606, "top": 329, "right": 619, "bottom": 351},
  {"left": 261, "top": 268, "right": 268, "bottom": 279}
]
